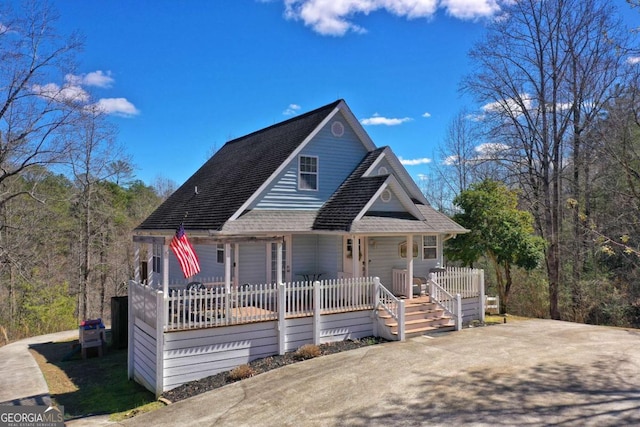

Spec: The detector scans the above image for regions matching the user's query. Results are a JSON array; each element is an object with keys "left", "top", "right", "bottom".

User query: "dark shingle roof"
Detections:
[
  {"left": 137, "top": 100, "right": 342, "bottom": 231},
  {"left": 312, "top": 147, "right": 388, "bottom": 231}
]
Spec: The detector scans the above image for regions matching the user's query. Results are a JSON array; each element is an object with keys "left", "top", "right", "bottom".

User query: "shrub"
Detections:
[
  {"left": 295, "top": 344, "right": 321, "bottom": 360},
  {"left": 228, "top": 364, "right": 256, "bottom": 381}
]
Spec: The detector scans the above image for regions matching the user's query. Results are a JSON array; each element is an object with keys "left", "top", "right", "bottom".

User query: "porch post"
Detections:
[
  {"left": 225, "top": 243, "right": 232, "bottom": 321},
  {"left": 162, "top": 244, "right": 169, "bottom": 331},
  {"left": 313, "top": 281, "right": 321, "bottom": 345},
  {"left": 277, "top": 240, "right": 286, "bottom": 355},
  {"left": 127, "top": 280, "right": 134, "bottom": 379},
  {"left": 351, "top": 235, "right": 359, "bottom": 278},
  {"left": 224, "top": 243, "right": 232, "bottom": 292},
  {"left": 278, "top": 283, "right": 286, "bottom": 355},
  {"left": 155, "top": 290, "right": 165, "bottom": 397},
  {"left": 406, "top": 234, "right": 414, "bottom": 299},
  {"left": 162, "top": 244, "right": 169, "bottom": 297},
  {"left": 372, "top": 277, "right": 381, "bottom": 337},
  {"left": 134, "top": 242, "right": 140, "bottom": 283},
  {"left": 276, "top": 240, "right": 283, "bottom": 284},
  {"left": 146, "top": 243, "right": 154, "bottom": 287},
  {"left": 234, "top": 243, "right": 240, "bottom": 287}
]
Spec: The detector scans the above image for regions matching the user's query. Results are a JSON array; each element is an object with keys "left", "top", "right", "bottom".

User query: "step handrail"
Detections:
[
  {"left": 428, "top": 274, "right": 462, "bottom": 331},
  {"left": 375, "top": 278, "right": 405, "bottom": 340}
]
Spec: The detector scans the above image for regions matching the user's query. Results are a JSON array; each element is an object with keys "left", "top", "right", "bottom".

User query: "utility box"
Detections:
[
  {"left": 111, "top": 296, "right": 128, "bottom": 349},
  {"left": 79, "top": 318, "right": 106, "bottom": 358}
]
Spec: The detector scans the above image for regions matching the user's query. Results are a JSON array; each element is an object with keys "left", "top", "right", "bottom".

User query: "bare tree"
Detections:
[
  {"left": 0, "top": 1, "right": 82, "bottom": 323},
  {"left": 463, "top": 0, "right": 630, "bottom": 319},
  {"left": 67, "top": 106, "right": 126, "bottom": 320},
  {"left": 0, "top": 1, "right": 82, "bottom": 209}
]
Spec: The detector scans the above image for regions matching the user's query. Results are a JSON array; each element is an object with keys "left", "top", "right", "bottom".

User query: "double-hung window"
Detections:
[
  {"left": 152, "top": 243, "right": 162, "bottom": 273},
  {"left": 299, "top": 155, "right": 318, "bottom": 191},
  {"left": 422, "top": 236, "right": 437, "bottom": 260},
  {"left": 216, "top": 244, "right": 224, "bottom": 264}
]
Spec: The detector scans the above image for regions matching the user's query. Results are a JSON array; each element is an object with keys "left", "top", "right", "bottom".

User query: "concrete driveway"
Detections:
[{"left": 118, "top": 319, "right": 640, "bottom": 426}]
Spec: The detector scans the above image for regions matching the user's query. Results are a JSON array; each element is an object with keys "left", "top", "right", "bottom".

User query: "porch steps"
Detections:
[{"left": 379, "top": 296, "right": 455, "bottom": 338}]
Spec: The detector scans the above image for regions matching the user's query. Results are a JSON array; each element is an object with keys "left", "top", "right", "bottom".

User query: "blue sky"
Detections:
[{"left": 44, "top": 0, "right": 640, "bottom": 186}]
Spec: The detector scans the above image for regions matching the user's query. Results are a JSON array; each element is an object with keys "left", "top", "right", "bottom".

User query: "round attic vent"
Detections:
[
  {"left": 331, "top": 121, "right": 345, "bottom": 137},
  {"left": 378, "top": 166, "right": 388, "bottom": 175},
  {"left": 381, "top": 189, "right": 392, "bottom": 203}
]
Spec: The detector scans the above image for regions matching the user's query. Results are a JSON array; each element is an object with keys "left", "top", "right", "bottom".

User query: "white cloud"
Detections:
[
  {"left": 482, "top": 94, "right": 532, "bottom": 117},
  {"left": 465, "top": 112, "right": 485, "bottom": 122},
  {"left": 283, "top": 103, "right": 301, "bottom": 115},
  {"left": 281, "top": 0, "right": 502, "bottom": 36},
  {"left": 284, "top": 0, "right": 438, "bottom": 36},
  {"left": 93, "top": 98, "right": 140, "bottom": 117},
  {"left": 443, "top": 155, "right": 459, "bottom": 166},
  {"left": 33, "top": 70, "right": 139, "bottom": 118},
  {"left": 32, "top": 82, "right": 90, "bottom": 104},
  {"left": 440, "top": 0, "right": 501, "bottom": 20},
  {"left": 627, "top": 56, "right": 640, "bottom": 65},
  {"left": 83, "top": 71, "right": 115, "bottom": 88},
  {"left": 360, "top": 113, "right": 412, "bottom": 126},
  {"left": 475, "top": 142, "right": 509, "bottom": 154},
  {"left": 399, "top": 156, "right": 432, "bottom": 166},
  {"left": 66, "top": 70, "right": 115, "bottom": 88},
  {"left": 422, "top": 112, "right": 431, "bottom": 118}
]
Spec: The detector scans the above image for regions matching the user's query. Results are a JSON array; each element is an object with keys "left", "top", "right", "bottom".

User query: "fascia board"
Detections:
[
  {"left": 339, "top": 102, "right": 377, "bottom": 151},
  {"left": 352, "top": 175, "right": 425, "bottom": 222},
  {"left": 362, "top": 152, "right": 386, "bottom": 177},
  {"left": 383, "top": 148, "right": 429, "bottom": 205}
]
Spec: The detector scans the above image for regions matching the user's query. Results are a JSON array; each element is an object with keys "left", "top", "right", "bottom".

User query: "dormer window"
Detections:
[{"left": 299, "top": 155, "right": 318, "bottom": 191}]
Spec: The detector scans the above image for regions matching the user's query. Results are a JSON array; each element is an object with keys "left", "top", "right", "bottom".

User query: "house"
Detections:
[{"left": 129, "top": 99, "right": 484, "bottom": 396}]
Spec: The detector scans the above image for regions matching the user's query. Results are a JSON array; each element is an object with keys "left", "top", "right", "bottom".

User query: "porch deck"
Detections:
[{"left": 128, "top": 269, "right": 485, "bottom": 396}]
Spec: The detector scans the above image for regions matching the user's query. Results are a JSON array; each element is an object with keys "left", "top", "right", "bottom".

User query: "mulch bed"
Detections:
[{"left": 160, "top": 337, "right": 388, "bottom": 403}]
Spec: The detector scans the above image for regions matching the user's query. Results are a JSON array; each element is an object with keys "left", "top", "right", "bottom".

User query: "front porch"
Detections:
[{"left": 128, "top": 268, "right": 485, "bottom": 396}]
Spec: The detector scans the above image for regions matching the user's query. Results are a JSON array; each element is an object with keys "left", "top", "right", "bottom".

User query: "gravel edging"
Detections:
[{"left": 160, "top": 337, "right": 387, "bottom": 403}]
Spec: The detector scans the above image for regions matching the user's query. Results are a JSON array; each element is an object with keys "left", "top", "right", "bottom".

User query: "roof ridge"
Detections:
[{"left": 223, "top": 99, "right": 343, "bottom": 146}]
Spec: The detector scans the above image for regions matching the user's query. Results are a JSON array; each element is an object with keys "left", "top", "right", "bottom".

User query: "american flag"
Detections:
[{"left": 170, "top": 224, "right": 200, "bottom": 278}]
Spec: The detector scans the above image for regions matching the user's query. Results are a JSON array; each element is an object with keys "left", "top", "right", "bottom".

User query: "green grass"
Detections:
[
  {"left": 485, "top": 314, "right": 530, "bottom": 325},
  {"left": 29, "top": 333, "right": 162, "bottom": 421}
]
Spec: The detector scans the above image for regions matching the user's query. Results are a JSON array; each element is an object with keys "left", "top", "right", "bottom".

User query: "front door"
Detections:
[{"left": 343, "top": 237, "right": 367, "bottom": 278}]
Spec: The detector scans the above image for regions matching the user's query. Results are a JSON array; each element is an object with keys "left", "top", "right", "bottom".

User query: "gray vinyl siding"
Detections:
[
  {"left": 317, "top": 235, "right": 342, "bottom": 279},
  {"left": 289, "top": 234, "right": 342, "bottom": 281},
  {"left": 371, "top": 156, "right": 419, "bottom": 203},
  {"left": 169, "top": 244, "right": 225, "bottom": 284},
  {"left": 291, "top": 235, "right": 318, "bottom": 280},
  {"left": 370, "top": 156, "right": 393, "bottom": 176},
  {"left": 367, "top": 236, "right": 442, "bottom": 288},
  {"left": 238, "top": 242, "right": 267, "bottom": 284},
  {"left": 369, "top": 188, "right": 406, "bottom": 212},
  {"left": 253, "top": 115, "right": 369, "bottom": 210}
]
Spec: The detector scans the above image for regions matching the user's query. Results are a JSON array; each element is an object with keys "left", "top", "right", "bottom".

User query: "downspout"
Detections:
[{"left": 441, "top": 233, "right": 456, "bottom": 267}]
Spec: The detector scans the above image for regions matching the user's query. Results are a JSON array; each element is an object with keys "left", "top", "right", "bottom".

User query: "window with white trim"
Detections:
[
  {"left": 423, "top": 235, "right": 437, "bottom": 260},
  {"left": 299, "top": 155, "right": 318, "bottom": 191},
  {"left": 152, "top": 243, "right": 162, "bottom": 273},
  {"left": 216, "top": 244, "right": 224, "bottom": 264}
]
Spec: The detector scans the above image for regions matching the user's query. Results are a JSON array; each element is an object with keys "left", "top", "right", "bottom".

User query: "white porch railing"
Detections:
[
  {"left": 168, "top": 276, "right": 225, "bottom": 289},
  {"left": 131, "top": 277, "right": 379, "bottom": 331},
  {"left": 431, "top": 267, "right": 483, "bottom": 298},
  {"left": 129, "top": 280, "right": 160, "bottom": 330},
  {"left": 376, "top": 278, "right": 405, "bottom": 341},
  {"left": 391, "top": 268, "right": 409, "bottom": 297},
  {"left": 392, "top": 267, "right": 483, "bottom": 299},
  {"left": 428, "top": 277, "right": 462, "bottom": 331}
]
